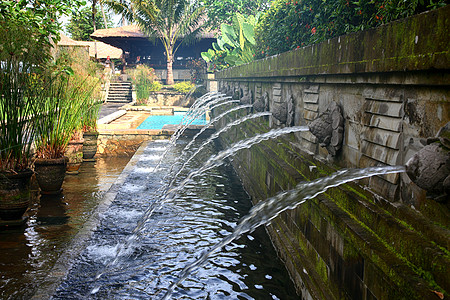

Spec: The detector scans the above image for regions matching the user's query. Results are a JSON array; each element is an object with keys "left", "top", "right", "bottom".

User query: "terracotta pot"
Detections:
[
  {"left": 66, "top": 138, "right": 84, "bottom": 174},
  {"left": 83, "top": 131, "right": 98, "bottom": 161},
  {"left": 0, "top": 169, "right": 33, "bottom": 221},
  {"left": 34, "top": 157, "right": 67, "bottom": 195}
]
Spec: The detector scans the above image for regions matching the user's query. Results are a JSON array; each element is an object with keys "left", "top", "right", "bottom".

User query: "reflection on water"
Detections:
[
  {"left": 53, "top": 140, "right": 299, "bottom": 299},
  {"left": 0, "top": 156, "right": 131, "bottom": 300}
]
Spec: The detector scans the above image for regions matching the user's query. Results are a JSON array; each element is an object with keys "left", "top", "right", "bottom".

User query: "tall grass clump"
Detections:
[
  {"left": 129, "top": 65, "right": 161, "bottom": 102},
  {"left": 34, "top": 70, "right": 99, "bottom": 159},
  {"left": 0, "top": 2, "right": 55, "bottom": 172}
]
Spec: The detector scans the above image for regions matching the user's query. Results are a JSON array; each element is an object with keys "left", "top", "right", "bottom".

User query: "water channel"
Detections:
[
  {"left": 0, "top": 156, "right": 131, "bottom": 299},
  {"left": 52, "top": 139, "right": 299, "bottom": 299}
]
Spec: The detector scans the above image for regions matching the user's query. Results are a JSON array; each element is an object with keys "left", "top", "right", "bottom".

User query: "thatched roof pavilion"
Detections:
[
  {"left": 58, "top": 33, "right": 123, "bottom": 59},
  {"left": 91, "top": 25, "right": 215, "bottom": 68}
]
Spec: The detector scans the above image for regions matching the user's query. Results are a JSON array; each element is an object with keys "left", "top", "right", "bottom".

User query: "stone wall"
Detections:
[
  {"left": 214, "top": 6, "right": 449, "bottom": 300},
  {"left": 97, "top": 130, "right": 172, "bottom": 156}
]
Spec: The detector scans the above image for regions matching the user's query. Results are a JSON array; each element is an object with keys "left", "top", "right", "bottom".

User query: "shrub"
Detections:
[
  {"left": 128, "top": 65, "right": 158, "bottom": 101},
  {"left": 255, "top": 0, "right": 447, "bottom": 58},
  {"left": 174, "top": 81, "right": 196, "bottom": 94},
  {"left": 148, "top": 81, "right": 163, "bottom": 92}
]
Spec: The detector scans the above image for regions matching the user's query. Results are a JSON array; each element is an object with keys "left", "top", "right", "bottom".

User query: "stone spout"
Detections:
[
  {"left": 253, "top": 91, "right": 269, "bottom": 112},
  {"left": 308, "top": 102, "right": 344, "bottom": 156},
  {"left": 405, "top": 122, "right": 450, "bottom": 202},
  {"left": 240, "top": 91, "right": 252, "bottom": 105}
]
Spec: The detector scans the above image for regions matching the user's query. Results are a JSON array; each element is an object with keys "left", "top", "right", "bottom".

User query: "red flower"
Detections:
[
  {"left": 296, "top": 45, "right": 300, "bottom": 48},
  {"left": 311, "top": 27, "right": 316, "bottom": 34}
]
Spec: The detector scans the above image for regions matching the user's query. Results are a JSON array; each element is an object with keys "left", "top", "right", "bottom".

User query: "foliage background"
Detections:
[
  {"left": 203, "top": 0, "right": 269, "bottom": 30},
  {"left": 255, "top": 0, "right": 448, "bottom": 58},
  {"left": 66, "top": 5, "right": 113, "bottom": 41}
]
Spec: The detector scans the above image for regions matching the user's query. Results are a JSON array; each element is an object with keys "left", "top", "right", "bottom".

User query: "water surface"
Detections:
[
  {"left": 54, "top": 139, "right": 298, "bottom": 299},
  {"left": 0, "top": 156, "right": 131, "bottom": 299}
]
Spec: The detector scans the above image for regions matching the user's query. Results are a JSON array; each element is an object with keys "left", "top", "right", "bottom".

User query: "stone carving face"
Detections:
[
  {"left": 253, "top": 91, "right": 269, "bottom": 112},
  {"left": 232, "top": 89, "right": 240, "bottom": 100},
  {"left": 272, "top": 94, "right": 295, "bottom": 126},
  {"left": 308, "top": 102, "right": 344, "bottom": 156},
  {"left": 240, "top": 90, "right": 252, "bottom": 105},
  {"left": 406, "top": 122, "right": 450, "bottom": 202},
  {"left": 286, "top": 95, "right": 295, "bottom": 127}
]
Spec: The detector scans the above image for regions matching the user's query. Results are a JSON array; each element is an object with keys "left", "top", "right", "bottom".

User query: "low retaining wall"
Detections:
[
  {"left": 214, "top": 6, "right": 449, "bottom": 300},
  {"left": 97, "top": 129, "right": 172, "bottom": 156}
]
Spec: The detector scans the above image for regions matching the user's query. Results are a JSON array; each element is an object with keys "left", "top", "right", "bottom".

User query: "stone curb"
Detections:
[{"left": 31, "top": 141, "right": 149, "bottom": 299}]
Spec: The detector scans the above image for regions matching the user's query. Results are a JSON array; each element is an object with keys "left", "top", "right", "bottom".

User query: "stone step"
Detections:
[{"left": 106, "top": 81, "right": 132, "bottom": 103}]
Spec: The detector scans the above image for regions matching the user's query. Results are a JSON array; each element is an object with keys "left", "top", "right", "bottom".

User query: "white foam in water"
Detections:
[
  {"left": 139, "top": 155, "right": 162, "bottom": 161},
  {"left": 148, "top": 146, "right": 167, "bottom": 152},
  {"left": 115, "top": 209, "right": 143, "bottom": 221},
  {"left": 87, "top": 244, "right": 122, "bottom": 261},
  {"left": 121, "top": 183, "right": 145, "bottom": 193},
  {"left": 133, "top": 166, "right": 156, "bottom": 174}
]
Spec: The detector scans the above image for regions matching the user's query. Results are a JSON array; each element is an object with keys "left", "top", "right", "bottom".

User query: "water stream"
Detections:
[
  {"left": 162, "top": 165, "right": 405, "bottom": 298},
  {"left": 53, "top": 139, "right": 299, "bottom": 299},
  {"left": 48, "top": 94, "right": 406, "bottom": 299}
]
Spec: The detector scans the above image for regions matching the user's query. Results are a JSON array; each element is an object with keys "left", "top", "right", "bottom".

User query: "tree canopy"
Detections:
[
  {"left": 203, "top": 0, "right": 269, "bottom": 30},
  {"left": 104, "top": 0, "right": 205, "bottom": 85},
  {"left": 66, "top": 5, "right": 113, "bottom": 40}
]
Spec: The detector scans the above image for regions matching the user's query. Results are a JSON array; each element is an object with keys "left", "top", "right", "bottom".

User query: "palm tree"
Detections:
[{"left": 104, "top": 0, "right": 205, "bottom": 85}]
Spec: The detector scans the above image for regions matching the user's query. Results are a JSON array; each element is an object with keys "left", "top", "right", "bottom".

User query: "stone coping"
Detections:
[
  {"left": 31, "top": 142, "right": 149, "bottom": 299},
  {"left": 98, "top": 128, "right": 175, "bottom": 135},
  {"left": 98, "top": 109, "right": 127, "bottom": 125}
]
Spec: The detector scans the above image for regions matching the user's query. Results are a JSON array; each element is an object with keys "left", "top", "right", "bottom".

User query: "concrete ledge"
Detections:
[{"left": 98, "top": 110, "right": 127, "bottom": 125}]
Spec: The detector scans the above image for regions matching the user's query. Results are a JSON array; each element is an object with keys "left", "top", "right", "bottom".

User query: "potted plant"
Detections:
[
  {"left": 82, "top": 100, "right": 102, "bottom": 161},
  {"left": 0, "top": 3, "right": 56, "bottom": 223},
  {"left": 0, "top": 68, "right": 37, "bottom": 222},
  {"left": 66, "top": 129, "right": 84, "bottom": 174},
  {"left": 33, "top": 72, "right": 93, "bottom": 194}
]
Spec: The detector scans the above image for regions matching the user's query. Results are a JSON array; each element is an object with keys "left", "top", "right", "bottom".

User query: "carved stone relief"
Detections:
[
  {"left": 406, "top": 122, "right": 450, "bottom": 202},
  {"left": 253, "top": 91, "right": 269, "bottom": 112},
  {"left": 308, "top": 102, "right": 344, "bottom": 156}
]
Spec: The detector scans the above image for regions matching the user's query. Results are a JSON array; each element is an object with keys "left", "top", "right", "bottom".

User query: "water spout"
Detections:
[
  {"left": 405, "top": 121, "right": 450, "bottom": 202},
  {"left": 308, "top": 101, "right": 344, "bottom": 156}
]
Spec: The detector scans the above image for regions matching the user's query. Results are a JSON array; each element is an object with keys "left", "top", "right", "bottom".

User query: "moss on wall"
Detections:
[{"left": 213, "top": 102, "right": 449, "bottom": 298}]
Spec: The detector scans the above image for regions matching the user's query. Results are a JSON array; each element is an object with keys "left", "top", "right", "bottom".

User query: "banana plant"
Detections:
[{"left": 201, "top": 12, "right": 259, "bottom": 71}]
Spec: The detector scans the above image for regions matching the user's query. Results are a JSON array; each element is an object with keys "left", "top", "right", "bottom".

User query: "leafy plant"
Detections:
[
  {"left": 129, "top": 65, "right": 160, "bottom": 101},
  {"left": 186, "top": 59, "right": 206, "bottom": 84},
  {"left": 173, "top": 81, "right": 196, "bottom": 94},
  {"left": 201, "top": 12, "right": 259, "bottom": 71}
]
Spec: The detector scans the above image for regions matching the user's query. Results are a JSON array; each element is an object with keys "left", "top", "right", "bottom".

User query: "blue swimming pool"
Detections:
[{"left": 137, "top": 111, "right": 207, "bottom": 130}]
